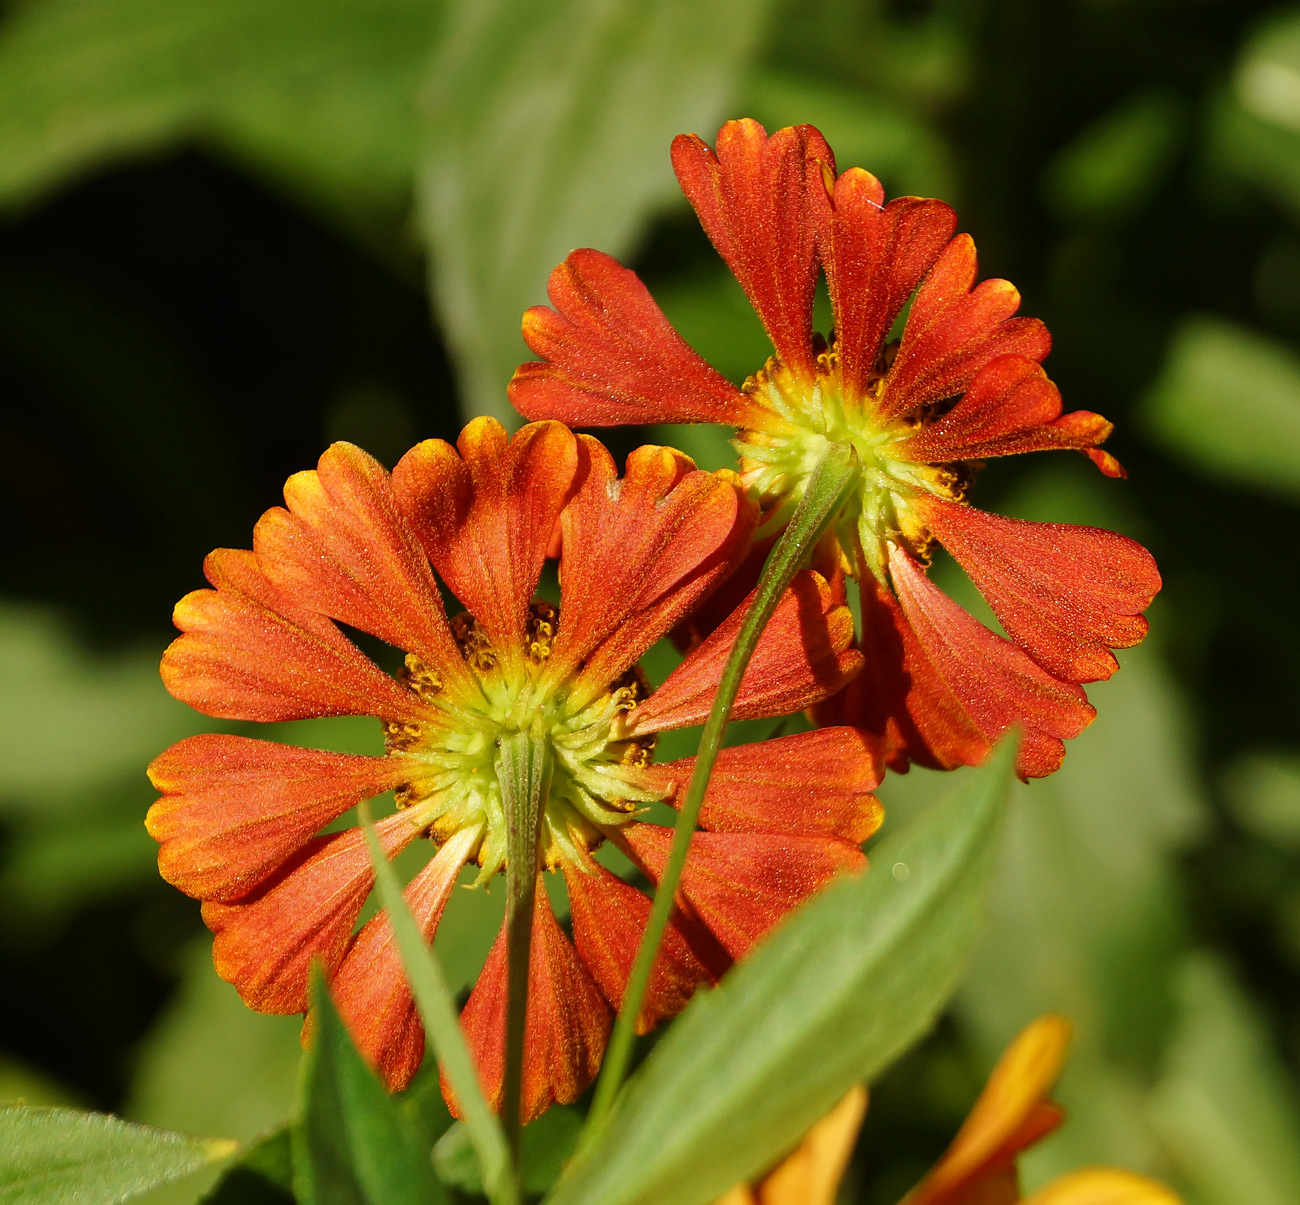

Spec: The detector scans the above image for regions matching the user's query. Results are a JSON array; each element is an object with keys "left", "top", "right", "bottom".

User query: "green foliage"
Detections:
[
  {"left": 292, "top": 973, "right": 446, "bottom": 1205},
  {"left": 1139, "top": 316, "right": 1300, "bottom": 500},
  {"left": 200, "top": 1130, "right": 293, "bottom": 1205},
  {"left": 418, "top": 0, "right": 776, "bottom": 425},
  {"left": 433, "top": 1107, "right": 583, "bottom": 1197},
  {"left": 0, "top": 1108, "right": 234, "bottom": 1205},
  {"left": 547, "top": 739, "right": 1015, "bottom": 1205},
  {"left": 0, "top": 0, "right": 432, "bottom": 226},
  {"left": 1150, "top": 953, "right": 1300, "bottom": 1205}
]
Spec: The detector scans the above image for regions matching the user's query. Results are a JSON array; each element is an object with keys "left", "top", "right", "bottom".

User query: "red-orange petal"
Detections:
[
  {"left": 510, "top": 249, "right": 760, "bottom": 427},
  {"left": 915, "top": 498, "right": 1160, "bottom": 683},
  {"left": 888, "top": 547, "right": 1096, "bottom": 779},
  {"left": 818, "top": 168, "right": 956, "bottom": 402},
  {"left": 562, "top": 853, "right": 725, "bottom": 1035},
  {"left": 391, "top": 418, "right": 580, "bottom": 667},
  {"left": 551, "top": 437, "right": 757, "bottom": 700},
  {"left": 202, "top": 813, "right": 418, "bottom": 1015},
  {"left": 621, "top": 824, "right": 865, "bottom": 960},
  {"left": 330, "top": 826, "right": 479, "bottom": 1092},
  {"left": 447, "top": 886, "right": 610, "bottom": 1122},
  {"left": 251, "top": 442, "right": 471, "bottom": 692},
  {"left": 878, "top": 236, "right": 1050, "bottom": 424},
  {"left": 890, "top": 355, "right": 1123, "bottom": 475},
  {"left": 632, "top": 570, "right": 861, "bottom": 733},
  {"left": 146, "top": 735, "right": 418, "bottom": 903},
  {"left": 672, "top": 119, "right": 833, "bottom": 380},
  {"left": 161, "top": 548, "right": 425, "bottom": 724},
  {"left": 632, "top": 727, "right": 883, "bottom": 843}
]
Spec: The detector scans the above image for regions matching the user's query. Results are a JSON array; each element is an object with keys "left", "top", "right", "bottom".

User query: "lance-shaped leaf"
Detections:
[
  {"left": 292, "top": 971, "right": 447, "bottom": 1205},
  {"left": 0, "top": 1107, "right": 234, "bottom": 1205},
  {"left": 547, "top": 737, "right": 1016, "bottom": 1205}
]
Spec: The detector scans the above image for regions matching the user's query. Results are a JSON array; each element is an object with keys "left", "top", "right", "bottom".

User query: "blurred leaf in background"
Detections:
[{"left": 419, "top": 0, "right": 776, "bottom": 424}]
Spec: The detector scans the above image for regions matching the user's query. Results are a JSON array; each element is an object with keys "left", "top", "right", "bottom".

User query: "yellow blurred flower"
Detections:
[{"left": 718, "top": 1016, "right": 1183, "bottom": 1205}]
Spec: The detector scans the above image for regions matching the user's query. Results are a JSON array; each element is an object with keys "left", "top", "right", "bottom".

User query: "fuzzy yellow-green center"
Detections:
[
  {"left": 735, "top": 343, "right": 970, "bottom": 582},
  {"left": 382, "top": 602, "right": 658, "bottom": 882}
]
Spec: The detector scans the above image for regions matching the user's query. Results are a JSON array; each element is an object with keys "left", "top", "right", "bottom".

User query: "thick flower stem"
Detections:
[
  {"left": 585, "top": 443, "right": 861, "bottom": 1134},
  {"left": 496, "top": 727, "right": 555, "bottom": 1177}
]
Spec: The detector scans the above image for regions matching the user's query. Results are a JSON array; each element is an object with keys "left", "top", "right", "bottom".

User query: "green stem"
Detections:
[
  {"left": 585, "top": 443, "right": 860, "bottom": 1133},
  {"left": 496, "top": 728, "right": 555, "bottom": 1181},
  {"left": 356, "top": 801, "right": 516, "bottom": 1205}
]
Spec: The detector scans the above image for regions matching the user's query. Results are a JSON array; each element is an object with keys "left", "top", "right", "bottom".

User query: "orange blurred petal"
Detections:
[
  {"left": 147, "top": 735, "right": 417, "bottom": 902},
  {"left": 552, "top": 437, "right": 757, "bottom": 698},
  {"left": 672, "top": 119, "right": 833, "bottom": 380},
  {"left": 1020, "top": 1169, "right": 1184, "bottom": 1205},
  {"left": 510, "top": 249, "right": 760, "bottom": 427},
  {"left": 818, "top": 166, "right": 956, "bottom": 402},
  {"left": 907, "top": 1015, "right": 1071, "bottom": 1205},
  {"left": 330, "top": 825, "right": 480, "bottom": 1092},
  {"left": 879, "top": 236, "right": 1049, "bottom": 425},
  {"left": 251, "top": 442, "right": 471, "bottom": 693},
  {"left": 634, "top": 727, "right": 882, "bottom": 843},
  {"left": 743, "top": 1084, "right": 868, "bottom": 1205},
  {"left": 203, "top": 813, "right": 418, "bottom": 1015},
  {"left": 621, "top": 823, "right": 864, "bottom": 960},
  {"left": 633, "top": 570, "right": 861, "bottom": 733},
  {"left": 392, "top": 418, "right": 579, "bottom": 666},
  {"left": 161, "top": 548, "right": 425, "bottom": 724},
  {"left": 449, "top": 885, "right": 610, "bottom": 1122},
  {"left": 916, "top": 499, "right": 1160, "bottom": 683}
]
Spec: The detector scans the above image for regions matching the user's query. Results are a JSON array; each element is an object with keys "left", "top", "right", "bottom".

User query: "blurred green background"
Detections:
[{"left": 2, "top": 0, "right": 1300, "bottom": 1201}]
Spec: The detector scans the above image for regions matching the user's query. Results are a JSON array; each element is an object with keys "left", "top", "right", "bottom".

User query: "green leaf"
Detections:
[
  {"left": 0, "top": 1107, "right": 235, "bottom": 1205},
  {"left": 1139, "top": 316, "right": 1300, "bottom": 499},
  {"left": 548, "top": 738, "right": 1016, "bottom": 1205},
  {"left": 292, "top": 972, "right": 447, "bottom": 1205},
  {"left": 200, "top": 1129, "right": 293, "bottom": 1205},
  {"left": 127, "top": 940, "right": 303, "bottom": 1146},
  {"left": 417, "top": 0, "right": 776, "bottom": 426},
  {"left": 1042, "top": 89, "right": 1184, "bottom": 223},
  {"left": 0, "top": 0, "right": 434, "bottom": 225},
  {"left": 1150, "top": 953, "right": 1300, "bottom": 1205},
  {"left": 433, "top": 1107, "right": 583, "bottom": 1197}
]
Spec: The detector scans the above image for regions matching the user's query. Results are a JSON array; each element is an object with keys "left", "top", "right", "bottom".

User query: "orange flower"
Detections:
[
  {"left": 510, "top": 119, "right": 1161, "bottom": 779},
  {"left": 717, "top": 1018, "right": 1181, "bottom": 1205},
  {"left": 903, "top": 1017, "right": 1181, "bottom": 1205},
  {"left": 148, "top": 418, "right": 877, "bottom": 1119}
]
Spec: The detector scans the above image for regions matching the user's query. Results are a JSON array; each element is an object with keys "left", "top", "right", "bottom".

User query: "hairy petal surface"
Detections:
[
  {"left": 330, "top": 826, "right": 480, "bottom": 1092},
  {"left": 633, "top": 727, "right": 882, "bottom": 843},
  {"left": 672, "top": 119, "right": 833, "bottom": 380},
  {"left": 917, "top": 498, "right": 1160, "bottom": 683},
  {"left": 890, "top": 355, "right": 1125, "bottom": 477},
  {"left": 251, "top": 442, "right": 471, "bottom": 691},
  {"left": 392, "top": 418, "right": 579, "bottom": 665},
  {"left": 202, "top": 814, "right": 418, "bottom": 1015},
  {"left": 450, "top": 886, "right": 610, "bottom": 1123},
  {"left": 888, "top": 548, "right": 1095, "bottom": 779},
  {"left": 818, "top": 168, "right": 956, "bottom": 401},
  {"left": 553, "top": 438, "right": 757, "bottom": 700},
  {"left": 879, "top": 236, "right": 1050, "bottom": 424},
  {"left": 147, "top": 735, "right": 418, "bottom": 903},
  {"left": 621, "top": 824, "right": 865, "bottom": 961},
  {"left": 511, "top": 249, "right": 759, "bottom": 427},
  {"left": 162, "top": 549, "right": 424, "bottom": 724},
  {"left": 562, "top": 853, "right": 724, "bottom": 1035},
  {"left": 633, "top": 571, "right": 861, "bottom": 732}
]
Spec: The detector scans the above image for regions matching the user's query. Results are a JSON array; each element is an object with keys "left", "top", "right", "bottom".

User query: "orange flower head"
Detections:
[
  {"left": 510, "top": 119, "right": 1162, "bottom": 780},
  {"left": 148, "top": 418, "right": 878, "bottom": 1120}
]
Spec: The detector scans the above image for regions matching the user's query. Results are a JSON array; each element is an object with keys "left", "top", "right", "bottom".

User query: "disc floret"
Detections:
[{"left": 384, "top": 601, "right": 658, "bottom": 884}]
